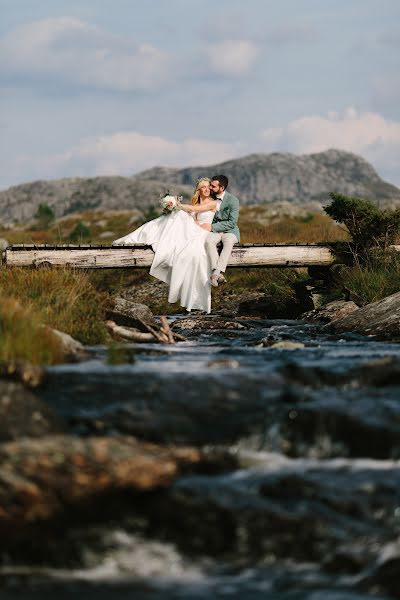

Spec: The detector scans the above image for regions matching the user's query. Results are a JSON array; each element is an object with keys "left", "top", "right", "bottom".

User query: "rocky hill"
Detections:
[
  {"left": 0, "top": 149, "right": 399, "bottom": 224},
  {"left": 0, "top": 177, "right": 193, "bottom": 225},
  {"left": 135, "top": 149, "right": 400, "bottom": 207}
]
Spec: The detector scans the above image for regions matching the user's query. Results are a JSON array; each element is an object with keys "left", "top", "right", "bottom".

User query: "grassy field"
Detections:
[{"left": 0, "top": 205, "right": 349, "bottom": 246}]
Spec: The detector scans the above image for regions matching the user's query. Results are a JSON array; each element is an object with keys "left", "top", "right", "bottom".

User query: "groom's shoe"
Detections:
[{"left": 210, "top": 272, "right": 219, "bottom": 287}]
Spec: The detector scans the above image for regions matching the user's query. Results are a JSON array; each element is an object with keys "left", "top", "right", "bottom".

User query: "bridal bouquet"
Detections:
[{"left": 160, "top": 193, "right": 182, "bottom": 214}]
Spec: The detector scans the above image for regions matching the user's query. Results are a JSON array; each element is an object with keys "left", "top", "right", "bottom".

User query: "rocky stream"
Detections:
[{"left": 1, "top": 313, "right": 400, "bottom": 599}]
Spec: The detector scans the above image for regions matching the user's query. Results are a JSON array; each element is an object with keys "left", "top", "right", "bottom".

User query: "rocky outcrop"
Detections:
[
  {"left": 327, "top": 291, "right": 400, "bottom": 340},
  {"left": 136, "top": 149, "right": 400, "bottom": 208},
  {"left": 303, "top": 299, "right": 359, "bottom": 323},
  {"left": 0, "top": 177, "right": 192, "bottom": 224},
  {"left": 2, "top": 150, "right": 399, "bottom": 223}
]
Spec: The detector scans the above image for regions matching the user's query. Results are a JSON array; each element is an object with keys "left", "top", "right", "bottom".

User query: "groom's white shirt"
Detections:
[{"left": 215, "top": 190, "right": 224, "bottom": 213}]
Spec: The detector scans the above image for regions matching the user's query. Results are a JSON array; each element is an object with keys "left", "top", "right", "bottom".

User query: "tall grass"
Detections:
[
  {"left": 0, "top": 268, "right": 109, "bottom": 345},
  {"left": 340, "top": 251, "right": 400, "bottom": 304},
  {"left": 0, "top": 295, "right": 64, "bottom": 364}
]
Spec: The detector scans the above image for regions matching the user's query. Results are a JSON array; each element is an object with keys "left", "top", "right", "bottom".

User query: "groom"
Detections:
[{"left": 200, "top": 174, "right": 240, "bottom": 287}]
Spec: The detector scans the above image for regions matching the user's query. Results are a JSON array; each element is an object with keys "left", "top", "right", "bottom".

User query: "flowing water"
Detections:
[{"left": 2, "top": 317, "right": 400, "bottom": 599}]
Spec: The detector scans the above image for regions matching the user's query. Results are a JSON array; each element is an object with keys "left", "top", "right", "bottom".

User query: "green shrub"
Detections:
[
  {"left": 324, "top": 192, "right": 400, "bottom": 261},
  {"left": 69, "top": 221, "right": 91, "bottom": 243},
  {"left": 34, "top": 203, "right": 55, "bottom": 229}
]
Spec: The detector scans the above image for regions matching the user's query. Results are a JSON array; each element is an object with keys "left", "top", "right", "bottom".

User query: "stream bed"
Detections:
[{"left": 2, "top": 317, "right": 400, "bottom": 599}]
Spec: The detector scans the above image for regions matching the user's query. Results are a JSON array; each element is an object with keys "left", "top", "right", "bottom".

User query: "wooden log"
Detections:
[
  {"left": 4, "top": 244, "right": 337, "bottom": 269},
  {"left": 160, "top": 316, "right": 175, "bottom": 344},
  {"left": 105, "top": 320, "right": 156, "bottom": 343}
]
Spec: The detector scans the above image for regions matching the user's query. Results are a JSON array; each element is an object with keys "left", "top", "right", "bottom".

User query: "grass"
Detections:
[
  {"left": 0, "top": 206, "right": 348, "bottom": 247},
  {"left": 0, "top": 267, "right": 110, "bottom": 346},
  {"left": 0, "top": 295, "right": 64, "bottom": 365},
  {"left": 339, "top": 251, "right": 400, "bottom": 305}
]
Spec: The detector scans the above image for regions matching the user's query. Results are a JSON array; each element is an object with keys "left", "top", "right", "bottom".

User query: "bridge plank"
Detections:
[{"left": 4, "top": 244, "right": 337, "bottom": 268}]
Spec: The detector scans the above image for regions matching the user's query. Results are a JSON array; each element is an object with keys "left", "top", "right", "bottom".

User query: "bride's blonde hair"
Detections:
[{"left": 191, "top": 177, "right": 211, "bottom": 205}]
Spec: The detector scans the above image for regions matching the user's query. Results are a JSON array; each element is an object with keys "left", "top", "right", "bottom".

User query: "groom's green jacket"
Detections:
[{"left": 211, "top": 191, "right": 240, "bottom": 242}]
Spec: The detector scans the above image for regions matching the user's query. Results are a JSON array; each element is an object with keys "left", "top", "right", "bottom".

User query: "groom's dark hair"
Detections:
[{"left": 212, "top": 174, "right": 228, "bottom": 190}]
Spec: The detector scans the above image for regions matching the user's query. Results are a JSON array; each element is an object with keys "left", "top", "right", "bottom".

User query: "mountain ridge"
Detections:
[{"left": 0, "top": 149, "right": 399, "bottom": 224}]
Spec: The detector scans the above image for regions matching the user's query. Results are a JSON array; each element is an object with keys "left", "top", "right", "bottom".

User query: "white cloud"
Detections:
[
  {"left": 260, "top": 108, "right": 400, "bottom": 185},
  {"left": 205, "top": 40, "right": 257, "bottom": 76},
  {"left": 3, "top": 131, "right": 243, "bottom": 187},
  {"left": 0, "top": 17, "right": 170, "bottom": 91}
]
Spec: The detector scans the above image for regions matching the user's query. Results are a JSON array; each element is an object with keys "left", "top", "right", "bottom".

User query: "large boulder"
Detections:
[
  {"left": 107, "top": 297, "right": 157, "bottom": 330},
  {"left": 303, "top": 299, "right": 359, "bottom": 323},
  {"left": 0, "top": 435, "right": 236, "bottom": 534},
  {"left": 327, "top": 291, "right": 400, "bottom": 340},
  {"left": 49, "top": 327, "right": 89, "bottom": 361}
]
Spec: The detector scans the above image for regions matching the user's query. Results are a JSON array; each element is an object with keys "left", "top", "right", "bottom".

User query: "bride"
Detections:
[{"left": 112, "top": 178, "right": 219, "bottom": 313}]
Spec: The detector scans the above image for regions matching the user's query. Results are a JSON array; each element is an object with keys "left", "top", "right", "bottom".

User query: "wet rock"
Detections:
[
  {"left": 261, "top": 340, "right": 305, "bottom": 349},
  {"left": 303, "top": 300, "right": 359, "bottom": 323},
  {"left": 107, "top": 297, "right": 157, "bottom": 330},
  {"left": 237, "top": 296, "right": 303, "bottom": 319},
  {"left": 147, "top": 458, "right": 400, "bottom": 574},
  {"left": 0, "top": 435, "right": 237, "bottom": 535},
  {"left": 171, "top": 317, "right": 246, "bottom": 331},
  {"left": 49, "top": 327, "right": 89, "bottom": 361},
  {"left": 362, "top": 538, "right": 400, "bottom": 598},
  {"left": 0, "top": 380, "right": 63, "bottom": 442},
  {"left": 207, "top": 359, "right": 240, "bottom": 369},
  {"left": 327, "top": 290, "right": 400, "bottom": 340}
]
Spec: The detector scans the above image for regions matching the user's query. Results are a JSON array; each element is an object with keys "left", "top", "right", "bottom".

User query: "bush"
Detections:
[
  {"left": 69, "top": 221, "right": 91, "bottom": 243},
  {"left": 324, "top": 192, "right": 400, "bottom": 261},
  {"left": 34, "top": 203, "right": 55, "bottom": 230}
]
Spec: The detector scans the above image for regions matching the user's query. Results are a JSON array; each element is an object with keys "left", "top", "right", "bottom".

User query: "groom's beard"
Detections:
[{"left": 210, "top": 191, "right": 217, "bottom": 199}]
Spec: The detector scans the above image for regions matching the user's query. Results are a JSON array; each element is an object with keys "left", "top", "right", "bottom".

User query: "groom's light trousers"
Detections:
[{"left": 205, "top": 232, "right": 238, "bottom": 273}]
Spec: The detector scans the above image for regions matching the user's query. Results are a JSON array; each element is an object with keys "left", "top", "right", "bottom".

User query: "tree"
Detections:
[
  {"left": 324, "top": 192, "right": 400, "bottom": 261},
  {"left": 69, "top": 221, "right": 91, "bottom": 243},
  {"left": 34, "top": 203, "right": 55, "bottom": 229}
]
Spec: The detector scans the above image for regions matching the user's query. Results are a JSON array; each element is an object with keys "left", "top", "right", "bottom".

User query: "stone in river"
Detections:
[
  {"left": 0, "top": 435, "right": 237, "bottom": 536},
  {"left": 327, "top": 290, "right": 400, "bottom": 340},
  {"left": 302, "top": 299, "right": 359, "bottom": 323},
  {"left": 0, "top": 380, "right": 64, "bottom": 442}
]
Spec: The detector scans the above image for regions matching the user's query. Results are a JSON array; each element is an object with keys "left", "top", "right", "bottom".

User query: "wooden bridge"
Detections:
[{"left": 3, "top": 243, "right": 340, "bottom": 269}]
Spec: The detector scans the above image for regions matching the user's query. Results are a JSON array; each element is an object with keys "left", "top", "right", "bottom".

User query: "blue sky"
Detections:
[{"left": 1, "top": 0, "right": 399, "bottom": 189}]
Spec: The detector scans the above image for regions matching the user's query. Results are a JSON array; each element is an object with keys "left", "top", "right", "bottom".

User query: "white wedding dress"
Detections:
[{"left": 112, "top": 208, "right": 216, "bottom": 313}]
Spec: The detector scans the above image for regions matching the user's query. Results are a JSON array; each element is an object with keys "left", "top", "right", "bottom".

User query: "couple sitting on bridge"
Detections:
[{"left": 112, "top": 175, "right": 240, "bottom": 313}]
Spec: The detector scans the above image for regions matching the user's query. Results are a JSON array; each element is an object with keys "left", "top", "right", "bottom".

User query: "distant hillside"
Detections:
[
  {"left": 0, "top": 177, "right": 192, "bottom": 225},
  {"left": 1, "top": 149, "right": 399, "bottom": 224},
  {"left": 135, "top": 149, "right": 400, "bottom": 207}
]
